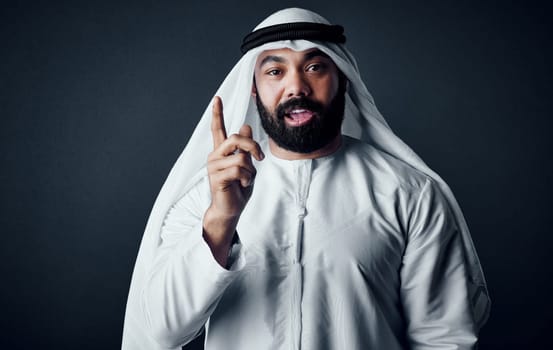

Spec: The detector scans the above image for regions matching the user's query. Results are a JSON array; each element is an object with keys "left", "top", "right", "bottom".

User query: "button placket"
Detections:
[{"left": 289, "top": 160, "right": 312, "bottom": 350}]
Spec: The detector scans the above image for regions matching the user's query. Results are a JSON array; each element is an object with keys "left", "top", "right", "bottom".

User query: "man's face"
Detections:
[{"left": 253, "top": 48, "right": 346, "bottom": 153}]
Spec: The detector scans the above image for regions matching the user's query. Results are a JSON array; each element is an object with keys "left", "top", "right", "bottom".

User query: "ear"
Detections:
[{"left": 251, "top": 79, "right": 257, "bottom": 97}]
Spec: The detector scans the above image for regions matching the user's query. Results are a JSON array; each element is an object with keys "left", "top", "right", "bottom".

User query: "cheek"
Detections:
[
  {"left": 258, "top": 85, "right": 281, "bottom": 109},
  {"left": 317, "top": 77, "right": 340, "bottom": 103}
]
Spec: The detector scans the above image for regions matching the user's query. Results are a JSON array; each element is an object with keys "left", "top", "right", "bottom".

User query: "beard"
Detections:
[{"left": 255, "top": 85, "right": 346, "bottom": 154}]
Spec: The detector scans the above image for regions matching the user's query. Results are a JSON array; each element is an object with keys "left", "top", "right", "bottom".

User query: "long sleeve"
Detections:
[
  {"left": 141, "top": 177, "right": 246, "bottom": 348},
  {"left": 400, "top": 179, "right": 478, "bottom": 350}
]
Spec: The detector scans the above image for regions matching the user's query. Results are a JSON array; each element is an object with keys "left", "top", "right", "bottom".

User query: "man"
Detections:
[{"left": 122, "top": 8, "right": 490, "bottom": 349}]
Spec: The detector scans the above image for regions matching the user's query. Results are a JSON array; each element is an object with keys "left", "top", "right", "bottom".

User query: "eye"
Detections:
[
  {"left": 266, "top": 69, "right": 281, "bottom": 76},
  {"left": 307, "top": 63, "right": 324, "bottom": 72}
]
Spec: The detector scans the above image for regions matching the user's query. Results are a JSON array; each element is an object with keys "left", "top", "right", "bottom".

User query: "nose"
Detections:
[{"left": 284, "top": 71, "right": 311, "bottom": 99}]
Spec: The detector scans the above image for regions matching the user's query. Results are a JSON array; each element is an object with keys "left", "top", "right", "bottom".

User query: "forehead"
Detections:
[{"left": 255, "top": 48, "right": 333, "bottom": 67}]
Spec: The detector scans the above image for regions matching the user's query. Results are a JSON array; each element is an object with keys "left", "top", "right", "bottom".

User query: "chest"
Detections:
[{"left": 237, "top": 160, "right": 406, "bottom": 273}]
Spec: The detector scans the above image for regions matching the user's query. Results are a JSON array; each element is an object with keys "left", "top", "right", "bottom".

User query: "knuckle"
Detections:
[
  {"left": 230, "top": 166, "right": 241, "bottom": 178},
  {"left": 243, "top": 137, "right": 254, "bottom": 147},
  {"left": 207, "top": 162, "right": 217, "bottom": 173},
  {"left": 228, "top": 134, "right": 240, "bottom": 143},
  {"left": 237, "top": 152, "right": 248, "bottom": 163},
  {"left": 208, "top": 155, "right": 218, "bottom": 164}
]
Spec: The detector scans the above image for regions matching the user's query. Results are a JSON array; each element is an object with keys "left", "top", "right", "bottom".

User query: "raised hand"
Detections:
[{"left": 203, "top": 96, "right": 264, "bottom": 267}]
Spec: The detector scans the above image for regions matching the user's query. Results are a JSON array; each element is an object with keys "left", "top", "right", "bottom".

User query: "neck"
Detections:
[{"left": 268, "top": 134, "right": 343, "bottom": 160}]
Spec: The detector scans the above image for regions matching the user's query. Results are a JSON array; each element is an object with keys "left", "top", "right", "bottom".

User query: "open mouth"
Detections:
[{"left": 285, "top": 108, "right": 316, "bottom": 127}]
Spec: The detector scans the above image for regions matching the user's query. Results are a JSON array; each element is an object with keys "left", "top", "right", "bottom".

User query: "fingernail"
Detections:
[{"left": 260, "top": 150, "right": 265, "bottom": 160}]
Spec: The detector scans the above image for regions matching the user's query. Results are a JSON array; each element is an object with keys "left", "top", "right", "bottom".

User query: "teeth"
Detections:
[{"left": 291, "top": 109, "right": 307, "bottom": 114}]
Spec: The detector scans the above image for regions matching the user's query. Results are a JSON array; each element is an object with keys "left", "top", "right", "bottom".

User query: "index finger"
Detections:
[{"left": 211, "top": 96, "right": 227, "bottom": 149}]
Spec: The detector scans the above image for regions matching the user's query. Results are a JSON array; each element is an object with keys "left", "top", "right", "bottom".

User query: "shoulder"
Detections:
[{"left": 338, "top": 135, "right": 430, "bottom": 194}]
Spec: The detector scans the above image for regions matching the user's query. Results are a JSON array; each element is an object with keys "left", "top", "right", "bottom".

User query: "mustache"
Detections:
[{"left": 275, "top": 97, "right": 325, "bottom": 120}]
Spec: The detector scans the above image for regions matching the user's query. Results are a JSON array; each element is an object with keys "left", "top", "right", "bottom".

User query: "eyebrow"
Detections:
[
  {"left": 304, "top": 49, "right": 331, "bottom": 61},
  {"left": 259, "top": 55, "right": 286, "bottom": 67},
  {"left": 258, "top": 50, "right": 332, "bottom": 68}
]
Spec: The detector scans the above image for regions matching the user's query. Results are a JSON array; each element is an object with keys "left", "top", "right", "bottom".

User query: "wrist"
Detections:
[
  {"left": 204, "top": 205, "right": 241, "bottom": 224},
  {"left": 203, "top": 206, "right": 239, "bottom": 238},
  {"left": 203, "top": 206, "right": 240, "bottom": 267}
]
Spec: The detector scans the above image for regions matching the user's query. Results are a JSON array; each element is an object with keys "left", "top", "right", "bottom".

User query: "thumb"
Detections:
[{"left": 238, "top": 124, "right": 253, "bottom": 139}]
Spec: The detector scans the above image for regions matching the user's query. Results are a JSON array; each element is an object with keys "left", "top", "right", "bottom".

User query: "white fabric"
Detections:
[
  {"left": 142, "top": 136, "right": 479, "bottom": 349},
  {"left": 122, "top": 8, "right": 489, "bottom": 349}
]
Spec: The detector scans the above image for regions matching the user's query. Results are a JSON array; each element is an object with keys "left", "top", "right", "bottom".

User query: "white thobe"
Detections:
[{"left": 142, "top": 136, "right": 478, "bottom": 349}]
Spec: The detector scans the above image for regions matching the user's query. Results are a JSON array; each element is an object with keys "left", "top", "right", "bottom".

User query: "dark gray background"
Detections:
[{"left": 1, "top": 0, "right": 551, "bottom": 348}]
